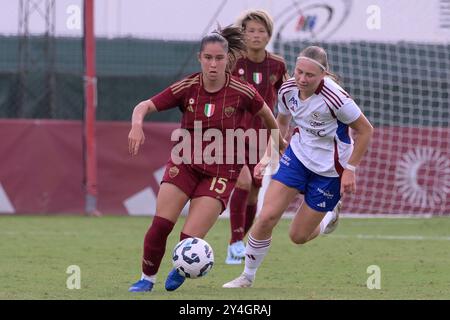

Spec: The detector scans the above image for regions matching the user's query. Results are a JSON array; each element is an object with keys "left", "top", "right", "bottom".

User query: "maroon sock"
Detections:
[
  {"left": 180, "top": 232, "right": 193, "bottom": 241},
  {"left": 229, "top": 187, "right": 249, "bottom": 244},
  {"left": 142, "top": 216, "right": 175, "bottom": 276},
  {"left": 244, "top": 204, "right": 257, "bottom": 236}
]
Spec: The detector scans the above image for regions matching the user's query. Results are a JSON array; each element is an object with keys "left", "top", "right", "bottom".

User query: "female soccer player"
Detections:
[
  {"left": 223, "top": 45, "right": 374, "bottom": 288},
  {"left": 127, "top": 26, "right": 286, "bottom": 292},
  {"left": 225, "top": 10, "right": 291, "bottom": 264}
]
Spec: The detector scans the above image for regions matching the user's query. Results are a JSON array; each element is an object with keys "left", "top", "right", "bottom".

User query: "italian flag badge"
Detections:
[
  {"left": 253, "top": 72, "right": 262, "bottom": 84},
  {"left": 204, "top": 103, "right": 215, "bottom": 117}
]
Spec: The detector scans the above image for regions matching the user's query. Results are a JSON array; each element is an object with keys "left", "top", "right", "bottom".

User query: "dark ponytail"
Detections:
[{"left": 200, "top": 24, "right": 246, "bottom": 72}]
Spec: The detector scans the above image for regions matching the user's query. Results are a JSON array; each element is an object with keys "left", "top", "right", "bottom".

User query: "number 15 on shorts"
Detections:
[{"left": 210, "top": 177, "right": 228, "bottom": 194}]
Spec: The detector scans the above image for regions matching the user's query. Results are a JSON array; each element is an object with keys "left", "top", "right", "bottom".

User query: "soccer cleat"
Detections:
[
  {"left": 222, "top": 273, "right": 253, "bottom": 288},
  {"left": 225, "top": 247, "right": 242, "bottom": 264},
  {"left": 165, "top": 268, "right": 186, "bottom": 291},
  {"left": 324, "top": 200, "right": 342, "bottom": 234},
  {"left": 225, "top": 240, "right": 245, "bottom": 264},
  {"left": 128, "top": 279, "right": 154, "bottom": 292}
]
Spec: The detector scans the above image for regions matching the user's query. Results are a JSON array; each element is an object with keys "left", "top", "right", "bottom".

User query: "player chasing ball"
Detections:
[
  {"left": 223, "top": 45, "right": 374, "bottom": 288},
  {"left": 224, "top": 10, "right": 346, "bottom": 266},
  {"left": 127, "top": 25, "right": 286, "bottom": 292}
]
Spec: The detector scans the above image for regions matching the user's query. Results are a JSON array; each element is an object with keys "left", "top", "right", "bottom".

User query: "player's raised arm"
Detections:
[{"left": 128, "top": 98, "right": 158, "bottom": 156}]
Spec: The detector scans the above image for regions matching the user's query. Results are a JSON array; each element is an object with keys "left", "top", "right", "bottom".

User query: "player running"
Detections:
[
  {"left": 127, "top": 25, "right": 286, "bottom": 292},
  {"left": 223, "top": 45, "right": 374, "bottom": 288}
]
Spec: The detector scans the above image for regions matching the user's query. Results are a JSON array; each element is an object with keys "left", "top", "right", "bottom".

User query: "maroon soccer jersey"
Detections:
[
  {"left": 232, "top": 51, "right": 289, "bottom": 130},
  {"left": 232, "top": 52, "right": 289, "bottom": 165},
  {"left": 150, "top": 72, "right": 265, "bottom": 180}
]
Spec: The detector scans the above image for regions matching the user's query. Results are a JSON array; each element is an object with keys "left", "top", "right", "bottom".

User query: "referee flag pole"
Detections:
[{"left": 83, "top": 0, "right": 99, "bottom": 215}]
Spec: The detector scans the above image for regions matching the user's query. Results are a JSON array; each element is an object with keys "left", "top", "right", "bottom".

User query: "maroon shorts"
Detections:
[{"left": 162, "top": 160, "right": 236, "bottom": 212}]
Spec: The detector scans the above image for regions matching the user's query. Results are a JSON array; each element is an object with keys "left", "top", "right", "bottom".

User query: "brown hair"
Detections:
[
  {"left": 236, "top": 9, "right": 274, "bottom": 38},
  {"left": 298, "top": 46, "right": 340, "bottom": 83},
  {"left": 200, "top": 25, "right": 246, "bottom": 72}
]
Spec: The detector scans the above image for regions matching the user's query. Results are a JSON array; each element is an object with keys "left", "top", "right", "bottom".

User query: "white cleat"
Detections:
[
  {"left": 222, "top": 274, "right": 253, "bottom": 288},
  {"left": 324, "top": 200, "right": 342, "bottom": 234}
]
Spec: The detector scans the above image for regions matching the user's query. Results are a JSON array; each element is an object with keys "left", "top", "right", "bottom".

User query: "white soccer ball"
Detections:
[{"left": 172, "top": 237, "right": 214, "bottom": 279}]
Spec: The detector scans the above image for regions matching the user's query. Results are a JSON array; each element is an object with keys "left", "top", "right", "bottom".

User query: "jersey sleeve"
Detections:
[
  {"left": 322, "top": 77, "right": 361, "bottom": 124},
  {"left": 274, "top": 64, "right": 290, "bottom": 92},
  {"left": 247, "top": 90, "right": 265, "bottom": 115},
  {"left": 276, "top": 89, "right": 291, "bottom": 115},
  {"left": 268, "top": 53, "right": 290, "bottom": 92},
  {"left": 335, "top": 97, "right": 362, "bottom": 124},
  {"left": 150, "top": 85, "right": 184, "bottom": 112}
]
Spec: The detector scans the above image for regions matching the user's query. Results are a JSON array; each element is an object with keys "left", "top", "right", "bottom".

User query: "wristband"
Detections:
[{"left": 346, "top": 164, "right": 356, "bottom": 172}]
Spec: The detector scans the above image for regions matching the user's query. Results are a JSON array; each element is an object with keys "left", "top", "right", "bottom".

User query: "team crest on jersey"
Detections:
[
  {"left": 224, "top": 106, "right": 235, "bottom": 118},
  {"left": 168, "top": 166, "right": 179, "bottom": 178},
  {"left": 238, "top": 68, "right": 245, "bottom": 75},
  {"left": 204, "top": 103, "right": 215, "bottom": 117},
  {"left": 312, "top": 112, "right": 320, "bottom": 119},
  {"left": 288, "top": 96, "right": 298, "bottom": 111},
  {"left": 270, "top": 74, "right": 277, "bottom": 85},
  {"left": 253, "top": 72, "right": 262, "bottom": 84}
]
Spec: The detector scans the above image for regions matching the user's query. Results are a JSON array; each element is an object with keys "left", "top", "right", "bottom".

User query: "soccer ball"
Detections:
[{"left": 172, "top": 237, "right": 214, "bottom": 279}]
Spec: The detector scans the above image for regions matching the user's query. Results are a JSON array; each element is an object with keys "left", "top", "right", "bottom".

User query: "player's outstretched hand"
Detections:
[{"left": 128, "top": 125, "right": 145, "bottom": 156}]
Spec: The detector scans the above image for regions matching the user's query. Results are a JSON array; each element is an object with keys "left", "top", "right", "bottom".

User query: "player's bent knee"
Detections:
[
  {"left": 289, "top": 232, "right": 309, "bottom": 245},
  {"left": 255, "top": 214, "right": 278, "bottom": 232},
  {"left": 235, "top": 175, "right": 252, "bottom": 191}
]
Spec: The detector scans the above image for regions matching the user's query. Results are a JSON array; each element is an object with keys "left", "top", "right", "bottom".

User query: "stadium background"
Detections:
[{"left": 0, "top": 0, "right": 449, "bottom": 216}]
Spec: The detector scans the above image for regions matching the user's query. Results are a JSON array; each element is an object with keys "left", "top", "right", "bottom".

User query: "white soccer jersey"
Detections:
[{"left": 277, "top": 76, "right": 361, "bottom": 177}]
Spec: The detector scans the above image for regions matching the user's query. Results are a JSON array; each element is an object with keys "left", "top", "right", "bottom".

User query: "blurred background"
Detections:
[{"left": 0, "top": 0, "right": 449, "bottom": 216}]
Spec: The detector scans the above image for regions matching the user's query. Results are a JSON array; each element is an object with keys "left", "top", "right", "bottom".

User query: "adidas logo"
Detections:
[{"left": 317, "top": 202, "right": 326, "bottom": 208}]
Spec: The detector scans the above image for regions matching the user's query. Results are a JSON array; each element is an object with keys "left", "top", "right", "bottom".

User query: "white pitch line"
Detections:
[{"left": 328, "top": 234, "right": 450, "bottom": 241}]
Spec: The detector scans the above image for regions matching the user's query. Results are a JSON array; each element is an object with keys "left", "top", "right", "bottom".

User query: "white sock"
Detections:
[
  {"left": 141, "top": 273, "right": 156, "bottom": 283},
  {"left": 319, "top": 210, "right": 335, "bottom": 234},
  {"left": 243, "top": 234, "right": 272, "bottom": 280}
]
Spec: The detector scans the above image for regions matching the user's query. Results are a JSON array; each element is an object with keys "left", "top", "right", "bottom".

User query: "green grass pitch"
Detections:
[{"left": 0, "top": 215, "right": 449, "bottom": 300}]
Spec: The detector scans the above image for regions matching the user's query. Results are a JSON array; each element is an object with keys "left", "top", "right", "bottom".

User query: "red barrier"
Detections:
[
  {"left": 0, "top": 120, "right": 84, "bottom": 214},
  {"left": 0, "top": 120, "right": 175, "bottom": 215},
  {"left": 0, "top": 120, "right": 448, "bottom": 215},
  {"left": 344, "top": 126, "right": 449, "bottom": 215}
]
